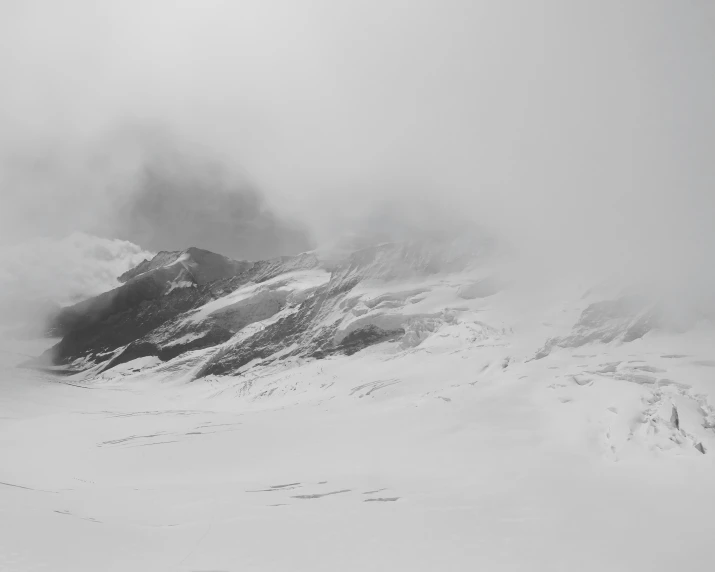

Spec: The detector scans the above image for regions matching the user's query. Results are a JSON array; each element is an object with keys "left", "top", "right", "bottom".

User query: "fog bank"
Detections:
[{"left": 1, "top": 1, "right": 713, "bottom": 310}]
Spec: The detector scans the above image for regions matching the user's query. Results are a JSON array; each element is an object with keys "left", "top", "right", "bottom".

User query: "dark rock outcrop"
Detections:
[
  {"left": 192, "top": 241, "right": 473, "bottom": 378},
  {"left": 535, "top": 295, "right": 658, "bottom": 359},
  {"left": 41, "top": 237, "right": 492, "bottom": 377},
  {"left": 43, "top": 249, "right": 319, "bottom": 367},
  {"left": 49, "top": 247, "right": 252, "bottom": 336}
]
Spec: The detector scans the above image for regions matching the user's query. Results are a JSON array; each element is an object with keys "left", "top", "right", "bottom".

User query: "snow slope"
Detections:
[{"left": 2, "top": 241, "right": 715, "bottom": 571}]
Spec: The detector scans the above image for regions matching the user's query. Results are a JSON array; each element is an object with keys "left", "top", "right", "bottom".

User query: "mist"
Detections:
[
  {"left": 3, "top": 5, "right": 715, "bottom": 566},
  {"left": 1, "top": 0, "right": 714, "bottom": 309}
]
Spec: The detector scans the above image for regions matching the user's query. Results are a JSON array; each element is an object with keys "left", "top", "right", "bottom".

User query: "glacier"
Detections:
[{"left": 1, "top": 235, "right": 714, "bottom": 571}]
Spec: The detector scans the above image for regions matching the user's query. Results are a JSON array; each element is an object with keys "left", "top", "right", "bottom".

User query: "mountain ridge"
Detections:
[
  {"left": 38, "top": 235, "right": 709, "bottom": 395},
  {"left": 40, "top": 238, "right": 491, "bottom": 373},
  {"left": 19, "top": 234, "right": 715, "bottom": 467}
]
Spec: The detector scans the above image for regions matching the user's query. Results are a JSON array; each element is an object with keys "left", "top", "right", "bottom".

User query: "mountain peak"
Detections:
[{"left": 118, "top": 247, "right": 250, "bottom": 285}]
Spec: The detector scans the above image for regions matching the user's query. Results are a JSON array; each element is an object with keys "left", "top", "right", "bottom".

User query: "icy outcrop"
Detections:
[
  {"left": 43, "top": 250, "right": 319, "bottom": 367},
  {"left": 117, "top": 251, "right": 182, "bottom": 283},
  {"left": 535, "top": 295, "right": 659, "bottom": 359},
  {"left": 456, "top": 277, "right": 501, "bottom": 299},
  {"left": 38, "top": 231, "right": 707, "bottom": 390},
  {"left": 40, "top": 236, "right": 497, "bottom": 376}
]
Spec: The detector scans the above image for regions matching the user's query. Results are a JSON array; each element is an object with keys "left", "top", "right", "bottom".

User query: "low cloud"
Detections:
[
  {"left": 1, "top": 1, "right": 713, "bottom": 323},
  {"left": 108, "top": 128, "right": 313, "bottom": 260},
  {"left": 0, "top": 232, "right": 152, "bottom": 333}
]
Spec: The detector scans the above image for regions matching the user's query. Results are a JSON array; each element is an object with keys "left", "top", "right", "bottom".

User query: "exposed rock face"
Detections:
[
  {"left": 172, "top": 241, "right": 477, "bottom": 378},
  {"left": 671, "top": 405, "right": 680, "bottom": 430},
  {"left": 457, "top": 277, "right": 501, "bottom": 300},
  {"left": 45, "top": 249, "right": 318, "bottom": 367},
  {"left": 326, "top": 325, "right": 406, "bottom": 357},
  {"left": 41, "top": 238, "right": 490, "bottom": 377},
  {"left": 40, "top": 235, "right": 680, "bottom": 382},
  {"left": 50, "top": 248, "right": 252, "bottom": 335},
  {"left": 535, "top": 295, "right": 659, "bottom": 359}
]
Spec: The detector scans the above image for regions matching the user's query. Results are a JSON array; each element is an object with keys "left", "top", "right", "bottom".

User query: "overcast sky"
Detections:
[{"left": 0, "top": 0, "right": 713, "bottom": 280}]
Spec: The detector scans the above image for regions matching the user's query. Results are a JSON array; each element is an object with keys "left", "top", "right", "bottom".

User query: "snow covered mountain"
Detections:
[
  {"left": 5, "top": 235, "right": 715, "bottom": 571},
  {"left": 42, "top": 238, "right": 485, "bottom": 371},
  {"left": 40, "top": 236, "right": 715, "bottom": 459}
]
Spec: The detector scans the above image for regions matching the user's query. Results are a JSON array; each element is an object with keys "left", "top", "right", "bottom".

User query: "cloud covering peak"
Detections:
[
  {"left": 0, "top": 232, "right": 152, "bottom": 308},
  {"left": 1, "top": 0, "right": 713, "bottom": 306}
]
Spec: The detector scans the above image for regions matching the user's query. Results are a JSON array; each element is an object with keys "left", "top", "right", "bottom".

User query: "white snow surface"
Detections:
[
  {"left": 1, "top": 265, "right": 715, "bottom": 571},
  {"left": 184, "top": 268, "right": 330, "bottom": 324}
]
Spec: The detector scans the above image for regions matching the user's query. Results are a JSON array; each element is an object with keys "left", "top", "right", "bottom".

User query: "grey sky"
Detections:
[{"left": 0, "top": 1, "right": 713, "bottom": 279}]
